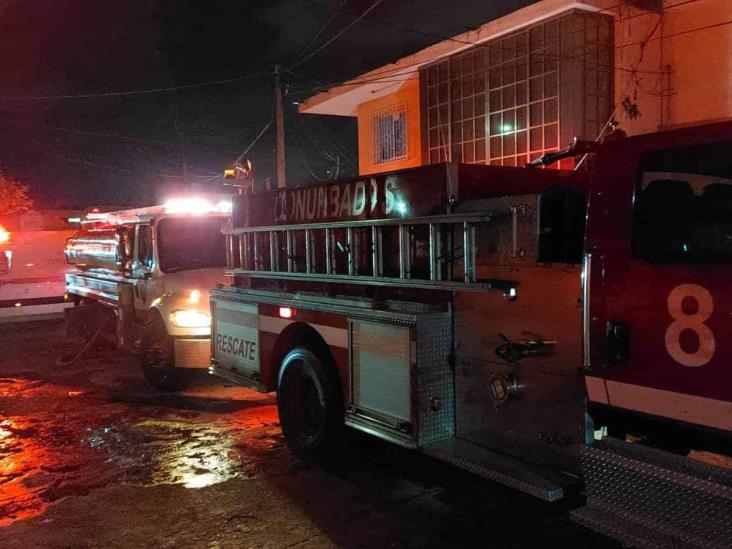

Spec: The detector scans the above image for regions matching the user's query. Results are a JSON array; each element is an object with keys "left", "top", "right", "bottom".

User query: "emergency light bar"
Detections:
[
  {"left": 163, "top": 197, "right": 232, "bottom": 215},
  {"left": 82, "top": 197, "right": 233, "bottom": 225}
]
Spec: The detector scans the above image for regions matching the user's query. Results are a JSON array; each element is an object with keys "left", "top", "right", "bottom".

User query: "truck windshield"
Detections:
[
  {"left": 634, "top": 143, "right": 732, "bottom": 263},
  {"left": 157, "top": 217, "right": 226, "bottom": 273}
]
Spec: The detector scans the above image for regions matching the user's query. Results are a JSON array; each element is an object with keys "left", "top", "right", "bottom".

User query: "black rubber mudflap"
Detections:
[{"left": 571, "top": 437, "right": 732, "bottom": 549}]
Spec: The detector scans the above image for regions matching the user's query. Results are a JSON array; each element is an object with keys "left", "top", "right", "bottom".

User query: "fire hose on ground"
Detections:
[{"left": 56, "top": 316, "right": 113, "bottom": 367}]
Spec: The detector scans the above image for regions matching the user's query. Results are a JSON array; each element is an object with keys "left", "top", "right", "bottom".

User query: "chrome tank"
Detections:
[{"left": 65, "top": 229, "right": 125, "bottom": 270}]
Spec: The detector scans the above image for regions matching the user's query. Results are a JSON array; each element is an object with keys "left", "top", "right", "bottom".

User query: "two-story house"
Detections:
[{"left": 300, "top": 0, "right": 731, "bottom": 173}]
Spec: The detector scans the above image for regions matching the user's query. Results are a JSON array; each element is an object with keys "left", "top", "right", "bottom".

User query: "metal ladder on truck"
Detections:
[{"left": 223, "top": 212, "right": 517, "bottom": 297}]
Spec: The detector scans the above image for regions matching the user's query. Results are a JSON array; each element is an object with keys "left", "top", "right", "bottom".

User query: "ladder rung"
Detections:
[
  {"left": 227, "top": 212, "right": 507, "bottom": 289},
  {"left": 371, "top": 225, "right": 382, "bottom": 277},
  {"left": 305, "top": 229, "right": 312, "bottom": 274},
  {"left": 238, "top": 235, "right": 245, "bottom": 270},
  {"left": 347, "top": 227, "right": 354, "bottom": 276}
]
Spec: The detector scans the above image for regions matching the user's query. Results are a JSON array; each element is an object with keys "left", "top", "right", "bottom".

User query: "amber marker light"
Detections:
[{"left": 188, "top": 289, "right": 202, "bottom": 304}]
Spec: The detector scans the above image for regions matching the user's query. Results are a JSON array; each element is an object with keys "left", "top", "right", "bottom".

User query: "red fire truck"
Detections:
[{"left": 209, "top": 122, "right": 732, "bottom": 548}]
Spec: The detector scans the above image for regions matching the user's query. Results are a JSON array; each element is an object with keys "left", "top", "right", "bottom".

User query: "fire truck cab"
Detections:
[
  {"left": 210, "top": 122, "right": 732, "bottom": 548},
  {"left": 64, "top": 198, "right": 230, "bottom": 391}
]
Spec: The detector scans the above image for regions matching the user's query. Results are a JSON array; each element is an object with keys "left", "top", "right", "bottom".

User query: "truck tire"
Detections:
[
  {"left": 277, "top": 347, "right": 344, "bottom": 460},
  {"left": 140, "top": 314, "right": 192, "bottom": 392}
]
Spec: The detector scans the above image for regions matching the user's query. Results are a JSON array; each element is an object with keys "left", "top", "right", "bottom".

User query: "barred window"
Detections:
[{"left": 373, "top": 105, "right": 407, "bottom": 164}]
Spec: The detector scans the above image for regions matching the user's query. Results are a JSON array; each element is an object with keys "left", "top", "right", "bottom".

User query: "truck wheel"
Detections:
[
  {"left": 140, "top": 315, "right": 192, "bottom": 392},
  {"left": 277, "top": 347, "right": 344, "bottom": 460}
]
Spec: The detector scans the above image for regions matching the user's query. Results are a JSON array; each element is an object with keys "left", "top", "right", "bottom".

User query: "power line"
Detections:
[
  {"left": 0, "top": 115, "right": 243, "bottom": 156},
  {"left": 0, "top": 118, "right": 180, "bottom": 147},
  {"left": 0, "top": 127, "right": 220, "bottom": 177},
  {"left": 618, "top": 16, "right": 732, "bottom": 49},
  {"left": 576, "top": 9, "right": 664, "bottom": 170},
  {"left": 290, "top": 0, "right": 387, "bottom": 69},
  {"left": 284, "top": 68, "right": 329, "bottom": 87},
  {"left": 0, "top": 72, "right": 272, "bottom": 101},
  {"left": 300, "top": 114, "right": 358, "bottom": 170},
  {"left": 294, "top": 0, "right": 350, "bottom": 66},
  {"left": 233, "top": 119, "right": 273, "bottom": 165},
  {"left": 293, "top": 0, "right": 700, "bottom": 93},
  {"left": 47, "top": 150, "right": 136, "bottom": 174}
]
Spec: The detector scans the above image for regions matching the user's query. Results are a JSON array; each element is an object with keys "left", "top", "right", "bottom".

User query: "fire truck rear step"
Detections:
[
  {"left": 572, "top": 437, "right": 732, "bottom": 549},
  {"left": 423, "top": 437, "right": 572, "bottom": 502}
]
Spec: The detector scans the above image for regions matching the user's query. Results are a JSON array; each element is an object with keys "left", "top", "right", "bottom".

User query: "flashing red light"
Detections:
[
  {"left": 279, "top": 307, "right": 294, "bottom": 319},
  {"left": 0, "top": 226, "right": 10, "bottom": 244}
]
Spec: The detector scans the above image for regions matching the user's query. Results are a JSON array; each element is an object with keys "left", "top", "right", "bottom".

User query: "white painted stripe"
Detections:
[
  {"left": 585, "top": 376, "right": 608, "bottom": 405},
  {"left": 0, "top": 302, "right": 72, "bottom": 322},
  {"left": 604, "top": 380, "right": 732, "bottom": 432},
  {"left": 258, "top": 315, "right": 348, "bottom": 349}
]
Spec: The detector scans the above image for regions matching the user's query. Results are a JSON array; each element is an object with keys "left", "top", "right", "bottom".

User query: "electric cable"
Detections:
[
  {"left": 293, "top": 0, "right": 350, "bottom": 66},
  {"left": 292, "top": 0, "right": 705, "bottom": 93},
  {"left": 575, "top": 11, "right": 664, "bottom": 170},
  {"left": 233, "top": 118, "right": 273, "bottom": 165},
  {"left": 0, "top": 72, "right": 272, "bottom": 101},
  {"left": 290, "top": 0, "right": 386, "bottom": 69}
]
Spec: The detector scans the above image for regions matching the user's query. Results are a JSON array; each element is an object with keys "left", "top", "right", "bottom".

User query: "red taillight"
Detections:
[{"left": 279, "top": 307, "right": 294, "bottom": 319}]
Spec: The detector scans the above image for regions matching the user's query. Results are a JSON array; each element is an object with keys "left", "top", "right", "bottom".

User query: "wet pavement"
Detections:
[{"left": 0, "top": 318, "right": 618, "bottom": 548}]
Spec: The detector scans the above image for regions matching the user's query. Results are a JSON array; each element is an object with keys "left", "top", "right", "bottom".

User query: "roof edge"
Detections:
[{"left": 299, "top": 0, "right": 609, "bottom": 117}]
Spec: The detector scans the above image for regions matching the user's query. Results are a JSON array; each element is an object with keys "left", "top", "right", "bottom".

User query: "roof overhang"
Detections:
[{"left": 299, "top": 0, "right": 610, "bottom": 117}]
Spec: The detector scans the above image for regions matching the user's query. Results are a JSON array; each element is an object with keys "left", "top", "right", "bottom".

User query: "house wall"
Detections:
[
  {"left": 356, "top": 78, "right": 422, "bottom": 175},
  {"left": 610, "top": 0, "right": 732, "bottom": 135}
]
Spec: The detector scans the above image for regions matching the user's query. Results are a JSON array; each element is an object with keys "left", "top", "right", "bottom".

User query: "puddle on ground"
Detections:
[
  {"left": 84, "top": 419, "right": 249, "bottom": 488},
  {"left": 0, "top": 376, "right": 280, "bottom": 526}
]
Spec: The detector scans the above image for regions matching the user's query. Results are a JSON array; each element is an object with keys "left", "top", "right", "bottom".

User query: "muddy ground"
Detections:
[{"left": 0, "top": 318, "right": 618, "bottom": 548}]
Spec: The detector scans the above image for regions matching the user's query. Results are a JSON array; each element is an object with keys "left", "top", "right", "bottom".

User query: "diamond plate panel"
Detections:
[
  {"left": 578, "top": 437, "right": 732, "bottom": 548},
  {"left": 416, "top": 312, "right": 455, "bottom": 446}
]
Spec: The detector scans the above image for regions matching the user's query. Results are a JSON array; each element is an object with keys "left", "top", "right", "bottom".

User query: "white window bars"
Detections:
[{"left": 372, "top": 105, "right": 408, "bottom": 165}]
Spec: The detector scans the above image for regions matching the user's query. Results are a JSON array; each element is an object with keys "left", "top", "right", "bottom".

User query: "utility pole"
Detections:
[{"left": 274, "top": 65, "right": 286, "bottom": 188}]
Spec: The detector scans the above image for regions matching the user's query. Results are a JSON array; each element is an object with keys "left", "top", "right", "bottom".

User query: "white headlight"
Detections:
[{"left": 170, "top": 309, "right": 210, "bottom": 328}]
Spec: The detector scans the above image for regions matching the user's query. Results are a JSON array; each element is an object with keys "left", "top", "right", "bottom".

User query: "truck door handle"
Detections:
[{"left": 606, "top": 321, "right": 630, "bottom": 365}]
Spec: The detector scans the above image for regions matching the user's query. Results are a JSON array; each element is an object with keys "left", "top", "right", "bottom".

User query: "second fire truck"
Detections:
[
  {"left": 210, "top": 122, "right": 732, "bottom": 548},
  {"left": 64, "top": 198, "right": 230, "bottom": 391}
]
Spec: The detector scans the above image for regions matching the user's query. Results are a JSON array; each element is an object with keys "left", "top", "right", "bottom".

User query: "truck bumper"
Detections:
[
  {"left": 572, "top": 437, "right": 732, "bottom": 548},
  {"left": 173, "top": 336, "right": 210, "bottom": 369}
]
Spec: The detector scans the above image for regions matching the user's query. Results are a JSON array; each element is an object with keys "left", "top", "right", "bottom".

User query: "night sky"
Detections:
[{"left": 0, "top": 0, "right": 533, "bottom": 209}]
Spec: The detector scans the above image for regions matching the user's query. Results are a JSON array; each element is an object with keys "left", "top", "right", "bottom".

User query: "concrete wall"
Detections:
[{"left": 610, "top": 0, "right": 732, "bottom": 135}]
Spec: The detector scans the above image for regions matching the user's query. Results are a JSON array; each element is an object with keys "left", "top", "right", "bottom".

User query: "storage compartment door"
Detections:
[
  {"left": 350, "top": 320, "right": 412, "bottom": 431},
  {"left": 211, "top": 299, "right": 261, "bottom": 382}
]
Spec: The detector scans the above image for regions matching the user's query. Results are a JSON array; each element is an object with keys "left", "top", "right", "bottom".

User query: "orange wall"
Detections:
[
  {"left": 611, "top": 0, "right": 732, "bottom": 135},
  {"left": 357, "top": 78, "right": 422, "bottom": 175}
]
